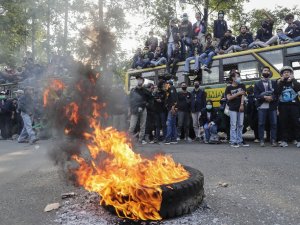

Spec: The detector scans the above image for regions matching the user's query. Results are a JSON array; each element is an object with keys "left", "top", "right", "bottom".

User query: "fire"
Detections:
[
  {"left": 43, "top": 79, "right": 65, "bottom": 107},
  {"left": 65, "top": 102, "right": 79, "bottom": 124},
  {"left": 72, "top": 117, "right": 189, "bottom": 220}
]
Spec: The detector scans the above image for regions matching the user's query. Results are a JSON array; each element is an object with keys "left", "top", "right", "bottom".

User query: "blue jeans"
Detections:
[
  {"left": 167, "top": 42, "right": 175, "bottom": 59},
  {"left": 166, "top": 110, "right": 177, "bottom": 142},
  {"left": 155, "top": 112, "right": 167, "bottom": 141},
  {"left": 182, "top": 37, "right": 192, "bottom": 56},
  {"left": 278, "top": 33, "right": 300, "bottom": 42},
  {"left": 204, "top": 123, "right": 218, "bottom": 141},
  {"left": 18, "top": 112, "right": 36, "bottom": 142},
  {"left": 258, "top": 109, "right": 277, "bottom": 142},
  {"left": 151, "top": 57, "right": 167, "bottom": 66},
  {"left": 184, "top": 56, "right": 201, "bottom": 72},
  {"left": 199, "top": 51, "right": 215, "bottom": 66},
  {"left": 229, "top": 110, "right": 244, "bottom": 144}
]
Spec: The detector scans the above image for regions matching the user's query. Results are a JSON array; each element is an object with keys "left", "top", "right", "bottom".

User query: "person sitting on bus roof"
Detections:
[
  {"left": 217, "top": 29, "right": 236, "bottom": 54},
  {"left": 131, "top": 48, "right": 142, "bottom": 69},
  {"left": 134, "top": 46, "right": 154, "bottom": 69},
  {"left": 198, "top": 33, "right": 216, "bottom": 72},
  {"left": 166, "top": 19, "right": 180, "bottom": 60},
  {"left": 248, "top": 12, "right": 274, "bottom": 49},
  {"left": 213, "top": 11, "right": 228, "bottom": 44},
  {"left": 159, "top": 35, "right": 168, "bottom": 58},
  {"left": 224, "top": 25, "right": 254, "bottom": 53},
  {"left": 183, "top": 36, "right": 203, "bottom": 75},
  {"left": 192, "top": 12, "right": 206, "bottom": 45},
  {"left": 150, "top": 46, "right": 167, "bottom": 67},
  {"left": 179, "top": 13, "right": 193, "bottom": 57},
  {"left": 145, "top": 30, "right": 158, "bottom": 53},
  {"left": 166, "top": 42, "right": 183, "bottom": 76}
]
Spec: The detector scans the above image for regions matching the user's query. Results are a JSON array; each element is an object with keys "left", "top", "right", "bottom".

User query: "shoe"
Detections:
[
  {"left": 280, "top": 141, "right": 288, "bottom": 147},
  {"left": 170, "top": 140, "right": 178, "bottom": 144},
  {"left": 185, "top": 137, "right": 193, "bottom": 143},
  {"left": 149, "top": 140, "right": 155, "bottom": 144},
  {"left": 241, "top": 141, "right": 249, "bottom": 147},
  {"left": 271, "top": 140, "right": 277, "bottom": 147},
  {"left": 164, "top": 141, "right": 171, "bottom": 145},
  {"left": 204, "top": 140, "right": 209, "bottom": 144},
  {"left": 260, "top": 142, "right": 265, "bottom": 147},
  {"left": 203, "top": 66, "right": 210, "bottom": 72},
  {"left": 297, "top": 142, "right": 300, "bottom": 148},
  {"left": 18, "top": 140, "right": 29, "bottom": 143},
  {"left": 29, "top": 138, "right": 39, "bottom": 145},
  {"left": 293, "top": 140, "right": 297, "bottom": 145},
  {"left": 140, "top": 140, "right": 147, "bottom": 145},
  {"left": 194, "top": 137, "right": 200, "bottom": 142},
  {"left": 231, "top": 143, "right": 239, "bottom": 148},
  {"left": 177, "top": 137, "right": 181, "bottom": 141},
  {"left": 201, "top": 65, "right": 206, "bottom": 70},
  {"left": 254, "top": 139, "right": 260, "bottom": 143}
]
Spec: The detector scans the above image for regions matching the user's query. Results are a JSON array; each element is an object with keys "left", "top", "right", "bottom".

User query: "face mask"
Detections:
[
  {"left": 235, "top": 78, "right": 242, "bottom": 84},
  {"left": 195, "top": 84, "right": 200, "bottom": 89},
  {"left": 206, "top": 105, "right": 212, "bottom": 110},
  {"left": 182, "top": 87, "right": 187, "bottom": 91},
  {"left": 262, "top": 73, "right": 270, "bottom": 78}
]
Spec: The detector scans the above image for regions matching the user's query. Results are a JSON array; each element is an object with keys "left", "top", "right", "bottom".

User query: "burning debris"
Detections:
[{"left": 44, "top": 67, "right": 204, "bottom": 221}]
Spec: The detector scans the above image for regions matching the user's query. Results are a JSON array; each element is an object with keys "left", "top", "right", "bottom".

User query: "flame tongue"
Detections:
[{"left": 73, "top": 119, "right": 189, "bottom": 220}]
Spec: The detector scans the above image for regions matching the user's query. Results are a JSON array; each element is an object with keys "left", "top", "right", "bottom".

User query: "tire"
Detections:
[
  {"left": 104, "top": 166, "right": 204, "bottom": 220},
  {"left": 159, "top": 166, "right": 204, "bottom": 219}
]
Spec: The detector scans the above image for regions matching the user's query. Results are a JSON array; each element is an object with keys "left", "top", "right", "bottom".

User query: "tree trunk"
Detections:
[
  {"left": 63, "top": 0, "right": 69, "bottom": 54},
  {"left": 31, "top": 12, "right": 36, "bottom": 62},
  {"left": 203, "top": 0, "right": 209, "bottom": 30},
  {"left": 98, "top": 0, "right": 104, "bottom": 29},
  {"left": 47, "top": 0, "right": 51, "bottom": 63}
]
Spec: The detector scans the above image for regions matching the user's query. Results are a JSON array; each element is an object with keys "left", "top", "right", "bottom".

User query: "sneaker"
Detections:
[
  {"left": 149, "top": 140, "right": 155, "bottom": 144},
  {"left": 271, "top": 140, "right": 277, "bottom": 147},
  {"left": 204, "top": 140, "right": 209, "bottom": 144},
  {"left": 293, "top": 140, "right": 297, "bottom": 145},
  {"left": 297, "top": 142, "right": 300, "bottom": 148},
  {"left": 194, "top": 137, "right": 200, "bottom": 142},
  {"left": 170, "top": 140, "right": 178, "bottom": 144},
  {"left": 231, "top": 143, "right": 239, "bottom": 148},
  {"left": 164, "top": 141, "right": 171, "bottom": 145},
  {"left": 176, "top": 137, "right": 181, "bottom": 141},
  {"left": 201, "top": 65, "right": 206, "bottom": 70},
  {"left": 260, "top": 142, "right": 265, "bottom": 147},
  {"left": 185, "top": 137, "right": 193, "bottom": 143},
  {"left": 241, "top": 141, "right": 250, "bottom": 147},
  {"left": 29, "top": 138, "right": 39, "bottom": 145},
  {"left": 254, "top": 139, "right": 260, "bottom": 143},
  {"left": 280, "top": 141, "right": 288, "bottom": 147}
]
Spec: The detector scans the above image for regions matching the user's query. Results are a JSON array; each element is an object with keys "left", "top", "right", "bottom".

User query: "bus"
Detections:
[{"left": 125, "top": 42, "right": 300, "bottom": 106}]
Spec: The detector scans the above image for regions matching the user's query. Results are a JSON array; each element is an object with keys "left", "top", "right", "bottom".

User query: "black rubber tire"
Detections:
[
  {"left": 159, "top": 166, "right": 204, "bottom": 219},
  {"left": 103, "top": 166, "right": 204, "bottom": 220}
]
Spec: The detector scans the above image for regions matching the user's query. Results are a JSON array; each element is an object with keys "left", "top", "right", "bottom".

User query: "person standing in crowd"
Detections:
[
  {"left": 246, "top": 86, "right": 259, "bottom": 143},
  {"left": 17, "top": 86, "right": 38, "bottom": 144},
  {"left": 183, "top": 36, "right": 203, "bottom": 75},
  {"left": 217, "top": 30, "right": 236, "bottom": 54},
  {"left": 159, "top": 35, "right": 168, "bottom": 58},
  {"left": 179, "top": 13, "right": 193, "bottom": 56},
  {"left": 225, "top": 71, "right": 249, "bottom": 148},
  {"left": 153, "top": 81, "right": 167, "bottom": 142},
  {"left": 198, "top": 33, "right": 216, "bottom": 72},
  {"left": 128, "top": 76, "right": 150, "bottom": 144},
  {"left": 213, "top": 11, "right": 228, "bottom": 43},
  {"left": 166, "top": 19, "right": 179, "bottom": 59},
  {"left": 199, "top": 99, "right": 220, "bottom": 143},
  {"left": 225, "top": 25, "right": 254, "bottom": 53},
  {"left": 191, "top": 80, "right": 206, "bottom": 141},
  {"left": 165, "top": 80, "right": 178, "bottom": 144},
  {"left": 145, "top": 30, "right": 158, "bottom": 52},
  {"left": 150, "top": 46, "right": 167, "bottom": 67},
  {"left": 254, "top": 67, "right": 278, "bottom": 147},
  {"left": 192, "top": 12, "right": 206, "bottom": 45},
  {"left": 144, "top": 83, "right": 156, "bottom": 143},
  {"left": 166, "top": 42, "right": 183, "bottom": 76},
  {"left": 0, "top": 91, "right": 10, "bottom": 139},
  {"left": 277, "top": 66, "right": 300, "bottom": 148},
  {"left": 177, "top": 82, "right": 192, "bottom": 142}
]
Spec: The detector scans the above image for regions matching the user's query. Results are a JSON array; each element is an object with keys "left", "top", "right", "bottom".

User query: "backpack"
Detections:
[{"left": 279, "top": 87, "right": 298, "bottom": 102}]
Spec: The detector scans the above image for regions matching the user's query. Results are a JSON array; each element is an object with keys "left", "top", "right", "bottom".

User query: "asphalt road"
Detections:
[{"left": 0, "top": 139, "right": 299, "bottom": 225}]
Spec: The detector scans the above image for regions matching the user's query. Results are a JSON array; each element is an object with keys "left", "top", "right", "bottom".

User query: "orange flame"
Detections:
[
  {"left": 72, "top": 117, "right": 189, "bottom": 220},
  {"left": 65, "top": 102, "right": 79, "bottom": 124},
  {"left": 43, "top": 79, "right": 65, "bottom": 107}
]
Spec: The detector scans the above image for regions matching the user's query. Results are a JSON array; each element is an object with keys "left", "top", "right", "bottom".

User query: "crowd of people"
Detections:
[
  {"left": 126, "top": 65, "right": 300, "bottom": 148},
  {"left": 131, "top": 11, "right": 300, "bottom": 75}
]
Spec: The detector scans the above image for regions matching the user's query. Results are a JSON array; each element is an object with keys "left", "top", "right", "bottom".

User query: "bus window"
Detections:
[
  {"left": 291, "top": 61, "right": 300, "bottom": 80},
  {"left": 202, "top": 67, "right": 219, "bottom": 84},
  {"left": 287, "top": 46, "right": 300, "bottom": 55},
  {"left": 239, "top": 61, "right": 259, "bottom": 80},
  {"left": 258, "top": 50, "right": 283, "bottom": 70},
  {"left": 223, "top": 55, "right": 255, "bottom": 64}
]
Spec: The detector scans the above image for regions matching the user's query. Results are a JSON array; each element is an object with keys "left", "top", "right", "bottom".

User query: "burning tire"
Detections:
[
  {"left": 159, "top": 166, "right": 204, "bottom": 219},
  {"left": 104, "top": 166, "right": 204, "bottom": 220}
]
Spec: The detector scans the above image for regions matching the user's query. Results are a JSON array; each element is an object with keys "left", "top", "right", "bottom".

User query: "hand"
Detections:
[
  {"left": 239, "top": 104, "right": 244, "bottom": 112},
  {"left": 237, "top": 91, "right": 245, "bottom": 96},
  {"left": 156, "top": 99, "right": 162, "bottom": 102},
  {"left": 264, "top": 96, "right": 273, "bottom": 102}
]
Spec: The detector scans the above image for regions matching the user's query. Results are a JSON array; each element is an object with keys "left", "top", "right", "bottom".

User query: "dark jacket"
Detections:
[
  {"left": 166, "top": 26, "right": 180, "bottom": 43},
  {"left": 191, "top": 89, "right": 206, "bottom": 113},
  {"left": 129, "top": 87, "right": 150, "bottom": 114},
  {"left": 285, "top": 20, "right": 300, "bottom": 38},
  {"left": 254, "top": 79, "right": 278, "bottom": 111},
  {"left": 213, "top": 20, "right": 228, "bottom": 39},
  {"left": 145, "top": 37, "right": 158, "bottom": 52},
  {"left": 277, "top": 79, "right": 300, "bottom": 105},
  {"left": 185, "top": 41, "right": 203, "bottom": 57},
  {"left": 179, "top": 21, "right": 193, "bottom": 38},
  {"left": 166, "top": 85, "right": 178, "bottom": 111},
  {"left": 170, "top": 48, "right": 183, "bottom": 61},
  {"left": 218, "top": 36, "right": 236, "bottom": 50},
  {"left": 199, "top": 108, "right": 221, "bottom": 126},
  {"left": 153, "top": 89, "right": 167, "bottom": 113},
  {"left": 203, "top": 41, "right": 215, "bottom": 54},
  {"left": 159, "top": 41, "right": 168, "bottom": 58},
  {"left": 142, "top": 52, "right": 154, "bottom": 61},
  {"left": 256, "top": 23, "right": 273, "bottom": 42},
  {"left": 177, "top": 91, "right": 191, "bottom": 112},
  {"left": 18, "top": 94, "right": 34, "bottom": 114},
  {"left": 192, "top": 20, "right": 206, "bottom": 37},
  {"left": 236, "top": 33, "right": 254, "bottom": 46}
]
